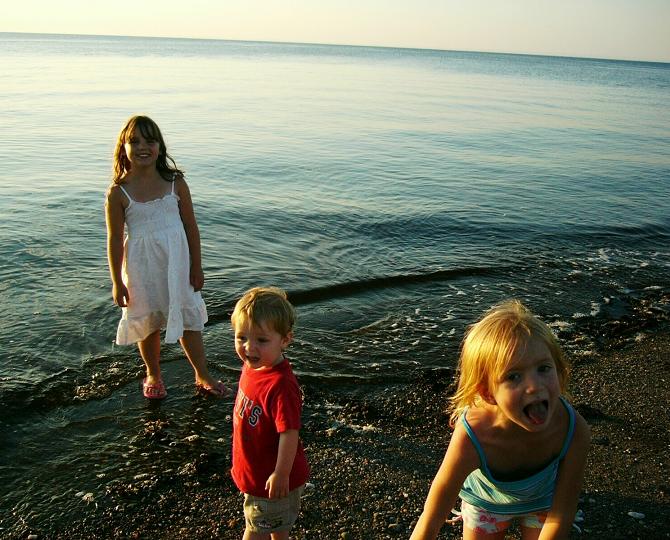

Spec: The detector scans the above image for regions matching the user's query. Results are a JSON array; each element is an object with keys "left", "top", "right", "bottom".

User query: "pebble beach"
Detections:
[{"left": 12, "top": 324, "right": 670, "bottom": 539}]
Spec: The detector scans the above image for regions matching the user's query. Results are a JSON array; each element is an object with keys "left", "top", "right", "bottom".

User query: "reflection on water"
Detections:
[{"left": 0, "top": 33, "right": 669, "bottom": 533}]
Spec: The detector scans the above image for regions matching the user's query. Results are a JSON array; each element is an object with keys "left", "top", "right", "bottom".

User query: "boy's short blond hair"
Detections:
[
  {"left": 449, "top": 300, "right": 569, "bottom": 426},
  {"left": 231, "top": 286, "right": 296, "bottom": 337}
]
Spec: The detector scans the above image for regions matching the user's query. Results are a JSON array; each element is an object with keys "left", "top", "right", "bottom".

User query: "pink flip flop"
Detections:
[
  {"left": 196, "top": 380, "right": 228, "bottom": 398},
  {"left": 142, "top": 378, "right": 167, "bottom": 399}
]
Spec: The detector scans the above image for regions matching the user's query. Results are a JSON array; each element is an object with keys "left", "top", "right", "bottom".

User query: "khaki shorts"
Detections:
[{"left": 243, "top": 485, "right": 305, "bottom": 533}]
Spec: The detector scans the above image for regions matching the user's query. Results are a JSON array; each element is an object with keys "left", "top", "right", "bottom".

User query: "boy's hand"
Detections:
[{"left": 265, "top": 471, "right": 290, "bottom": 499}]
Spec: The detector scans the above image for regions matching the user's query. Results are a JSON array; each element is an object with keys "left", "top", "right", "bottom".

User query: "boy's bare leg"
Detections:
[
  {"left": 271, "top": 531, "right": 289, "bottom": 540},
  {"left": 138, "top": 330, "right": 162, "bottom": 385}
]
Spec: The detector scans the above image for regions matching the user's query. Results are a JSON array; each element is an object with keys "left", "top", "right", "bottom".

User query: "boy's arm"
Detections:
[
  {"left": 410, "top": 421, "right": 479, "bottom": 540},
  {"left": 265, "top": 429, "right": 299, "bottom": 499},
  {"left": 539, "top": 411, "right": 591, "bottom": 540}
]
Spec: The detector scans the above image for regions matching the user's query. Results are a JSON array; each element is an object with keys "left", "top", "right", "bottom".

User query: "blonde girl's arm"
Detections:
[
  {"left": 410, "top": 420, "right": 479, "bottom": 540},
  {"left": 105, "top": 186, "right": 129, "bottom": 307},
  {"left": 175, "top": 175, "right": 204, "bottom": 291},
  {"left": 539, "top": 410, "right": 591, "bottom": 540}
]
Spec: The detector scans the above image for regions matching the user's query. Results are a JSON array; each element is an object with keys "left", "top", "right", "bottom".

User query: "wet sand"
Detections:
[{"left": 13, "top": 331, "right": 670, "bottom": 539}]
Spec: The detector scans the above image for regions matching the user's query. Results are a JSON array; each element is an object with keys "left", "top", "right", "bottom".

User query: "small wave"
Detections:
[
  {"left": 0, "top": 370, "right": 78, "bottom": 418},
  {"left": 576, "top": 221, "right": 670, "bottom": 243},
  {"left": 0, "top": 354, "right": 142, "bottom": 419},
  {"left": 286, "top": 266, "right": 503, "bottom": 305},
  {"left": 204, "top": 266, "right": 503, "bottom": 325}
]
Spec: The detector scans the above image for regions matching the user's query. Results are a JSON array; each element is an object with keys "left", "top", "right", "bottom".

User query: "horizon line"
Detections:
[{"left": 2, "top": 30, "right": 668, "bottom": 66}]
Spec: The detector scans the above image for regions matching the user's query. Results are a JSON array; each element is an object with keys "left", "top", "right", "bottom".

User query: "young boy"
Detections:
[{"left": 230, "top": 286, "right": 310, "bottom": 540}]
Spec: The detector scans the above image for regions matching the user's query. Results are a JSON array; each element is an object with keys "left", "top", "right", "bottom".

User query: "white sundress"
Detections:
[{"left": 115, "top": 181, "right": 208, "bottom": 345}]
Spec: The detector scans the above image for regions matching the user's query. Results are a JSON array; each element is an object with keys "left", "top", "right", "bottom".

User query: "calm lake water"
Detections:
[{"left": 1, "top": 32, "right": 669, "bottom": 534}]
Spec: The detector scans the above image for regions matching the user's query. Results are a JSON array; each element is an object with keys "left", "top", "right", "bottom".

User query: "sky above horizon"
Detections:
[{"left": 3, "top": 0, "right": 669, "bottom": 63}]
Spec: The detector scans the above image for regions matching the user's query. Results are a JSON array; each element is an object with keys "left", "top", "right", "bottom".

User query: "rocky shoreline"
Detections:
[{"left": 10, "top": 329, "right": 670, "bottom": 539}]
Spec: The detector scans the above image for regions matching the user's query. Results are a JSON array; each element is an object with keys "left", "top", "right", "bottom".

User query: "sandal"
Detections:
[
  {"left": 142, "top": 378, "right": 167, "bottom": 399},
  {"left": 196, "top": 380, "right": 228, "bottom": 398}
]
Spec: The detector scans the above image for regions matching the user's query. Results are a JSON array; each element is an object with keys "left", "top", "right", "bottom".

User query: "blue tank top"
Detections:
[{"left": 459, "top": 396, "right": 575, "bottom": 514}]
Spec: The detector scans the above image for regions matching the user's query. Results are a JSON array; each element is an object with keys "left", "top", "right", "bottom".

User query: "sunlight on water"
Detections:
[
  {"left": 1, "top": 35, "right": 669, "bottom": 378},
  {"left": 0, "top": 33, "right": 669, "bottom": 532}
]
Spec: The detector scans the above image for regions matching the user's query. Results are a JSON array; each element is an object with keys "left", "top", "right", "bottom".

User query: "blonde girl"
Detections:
[
  {"left": 105, "top": 115, "right": 226, "bottom": 399},
  {"left": 411, "top": 300, "right": 590, "bottom": 539}
]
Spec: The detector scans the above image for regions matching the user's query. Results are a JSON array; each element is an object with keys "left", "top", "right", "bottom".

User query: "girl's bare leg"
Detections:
[
  {"left": 463, "top": 528, "right": 507, "bottom": 540},
  {"left": 138, "top": 330, "right": 162, "bottom": 385},
  {"left": 520, "top": 526, "right": 542, "bottom": 540},
  {"left": 179, "top": 330, "right": 218, "bottom": 387}
]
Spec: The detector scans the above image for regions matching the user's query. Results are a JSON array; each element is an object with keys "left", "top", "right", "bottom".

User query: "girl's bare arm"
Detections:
[
  {"left": 105, "top": 186, "right": 129, "bottom": 306},
  {"left": 410, "top": 421, "right": 479, "bottom": 540},
  {"left": 540, "top": 410, "right": 591, "bottom": 539},
  {"left": 175, "top": 176, "right": 204, "bottom": 291}
]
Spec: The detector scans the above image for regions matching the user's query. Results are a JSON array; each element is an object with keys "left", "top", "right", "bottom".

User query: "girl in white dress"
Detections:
[{"left": 105, "top": 115, "right": 226, "bottom": 399}]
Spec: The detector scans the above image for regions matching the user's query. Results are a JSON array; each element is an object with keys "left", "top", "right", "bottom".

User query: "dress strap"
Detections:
[{"left": 118, "top": 185, "right": 133, "bottom": 204}]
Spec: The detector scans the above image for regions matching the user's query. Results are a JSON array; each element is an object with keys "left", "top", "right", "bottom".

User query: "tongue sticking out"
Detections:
[{"left": 525, "top": 401, "right": 548, "bottom": 425}]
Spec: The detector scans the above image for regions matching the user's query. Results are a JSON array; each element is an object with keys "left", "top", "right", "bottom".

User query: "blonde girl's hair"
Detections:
[
  {"left": 449, "top": 300, "right": 569, "bottom": 426},
  {"left": 231, "top": 287, "right": 296, "bottom": 337},
  {"left": 112, "top": 115, "right": 183, "bottom": 184}
]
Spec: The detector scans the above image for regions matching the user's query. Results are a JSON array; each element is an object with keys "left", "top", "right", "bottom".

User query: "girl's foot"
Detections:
[
  {"left": 195, "top": 380, "right": 228, "bottom": 398},
  {"left": 142, "top": 377, "right": 167, "bottom": 399}
]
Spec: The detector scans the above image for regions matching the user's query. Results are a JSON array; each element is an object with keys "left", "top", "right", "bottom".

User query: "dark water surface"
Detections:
[{"left": 1, "top": 33, "right": 669, "bottom": 533}]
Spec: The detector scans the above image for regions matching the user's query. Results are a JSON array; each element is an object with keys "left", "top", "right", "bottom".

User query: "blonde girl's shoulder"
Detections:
[
  {"left": 447, "top": 414, "right": 482, "bottom": 471},
  {"left": 459, "top": 403, "right": 492, "bottom": 429},
  {"left": 456, "top": 403, "right": 502, "bottom": 447},
  {"left": 571, "top": 405, "right": 591, "bottom": 448}
]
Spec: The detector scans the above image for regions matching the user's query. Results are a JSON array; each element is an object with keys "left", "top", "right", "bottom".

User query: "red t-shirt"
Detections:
[{"left": 231, "top": 358, "right": 310, "bottom": 497}]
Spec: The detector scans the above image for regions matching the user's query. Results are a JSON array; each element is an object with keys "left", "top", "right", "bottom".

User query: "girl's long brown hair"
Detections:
[{"left": 112, "top": 115, "right": 183, "bottom": 184}]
